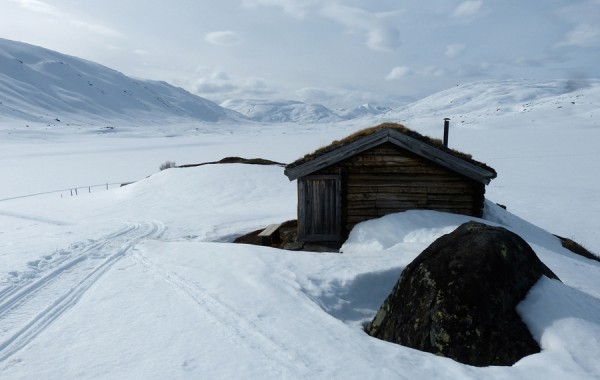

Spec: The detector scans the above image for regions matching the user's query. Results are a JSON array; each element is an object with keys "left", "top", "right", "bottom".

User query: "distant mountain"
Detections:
[
  {"left": 4, "top": 38, "right": 595, "bottom": 128},
  {"left": 221, "top": 99, "right": 393, "bottom": 123},
  {"left": 0, "top": 38, "right": 244, "bottom": 124},
  {"left": 220, "top": 99, "right": 343, "bottom": 123},
  {"left": 336, "top": 103, "right": 392, "bottom": 119}
]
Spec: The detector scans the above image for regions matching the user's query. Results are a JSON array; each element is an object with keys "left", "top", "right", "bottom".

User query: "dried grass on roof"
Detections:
[{"left": 287, "top": 122, "right": 494, "bottom": 173}]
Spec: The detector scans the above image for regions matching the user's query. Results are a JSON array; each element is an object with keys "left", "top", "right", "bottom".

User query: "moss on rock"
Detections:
[{"left": 367, "top": 221, "right": 560, "bottom": 367}]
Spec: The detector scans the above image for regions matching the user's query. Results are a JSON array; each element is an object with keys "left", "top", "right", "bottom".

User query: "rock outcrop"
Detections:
[{"left": 367, "top": 221, "right": 560, "bottom": 366}]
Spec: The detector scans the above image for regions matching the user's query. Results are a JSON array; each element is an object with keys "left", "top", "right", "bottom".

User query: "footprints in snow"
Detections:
[{"left": 2, "top": 241, "right": 95, "bottom": 287}]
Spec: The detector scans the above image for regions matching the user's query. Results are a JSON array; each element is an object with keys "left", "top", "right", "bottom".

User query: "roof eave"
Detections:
[
  {"left": 284, "top": 128, "right": 496, "bottom": 185},
  {"left": 387, "top": 129, "right": 496, "bottom": 184},
  {"left": 285, "top": 129, "right": 390, "bottom": 181}
]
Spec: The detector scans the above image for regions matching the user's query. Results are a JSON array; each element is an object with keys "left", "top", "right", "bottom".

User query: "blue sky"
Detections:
[{"left": 1, "top": 0, "right": 599, "bottom": 108}]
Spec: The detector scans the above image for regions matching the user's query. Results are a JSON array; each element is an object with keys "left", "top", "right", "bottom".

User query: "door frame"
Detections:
[{"left": 298, "top": 174, "right": 342, "bottom": 242}]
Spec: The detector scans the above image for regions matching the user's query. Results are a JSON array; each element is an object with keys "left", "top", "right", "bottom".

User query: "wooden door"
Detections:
[{"left": 298, "top": 175, "right": 341, "bottom": 242}]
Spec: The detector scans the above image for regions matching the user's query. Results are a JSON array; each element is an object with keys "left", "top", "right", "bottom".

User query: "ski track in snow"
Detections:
[
  {"left": 0, "top": 221, "right": 165, "bottom": 362},
  {"left": 131, "top": 250, "right": 317, "bottom": 378},
  {"left": 0, "top": 210, "right": 71, "bottom": 226}
]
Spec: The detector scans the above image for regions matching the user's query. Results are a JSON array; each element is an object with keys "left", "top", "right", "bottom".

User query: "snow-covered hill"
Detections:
[
  {"left": 380, "top": 79, "right": 600, "bottom": 128},
  {"left": 220, "top": 79, "right": 600, "bottom": 126},
  {"left": 336, "top": 103, "right": 391, "bottom": 119},
  {"left": 222, "top": 99, "right": 393, "bottom": 123},
  {"left": 0, "top": 38, "right": 392, "bottom": 126},
  {"left": 0, "top": 38, "right": 244, "bottom": 124},
  {"left": 1, "top": 38, "right": 598, "bottom": 129},
  {"left": 220, "top": 98, "right": 343, "bottom": 123},
  {"left": 0, "top": 162, "right": 599, "bottom": 379}
]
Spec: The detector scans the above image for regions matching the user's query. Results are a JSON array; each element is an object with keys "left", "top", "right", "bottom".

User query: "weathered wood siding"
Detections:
[
  {"left": 310, "top": 142, "right": 485, "bottom": 238},
  {"left": 298, "top": 175, "right": 341, "bottom": 241}
]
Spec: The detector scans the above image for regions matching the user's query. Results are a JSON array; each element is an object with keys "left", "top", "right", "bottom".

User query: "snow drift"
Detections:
[{"left": 1, "top": 164, "right": 599, "bottom": 379}]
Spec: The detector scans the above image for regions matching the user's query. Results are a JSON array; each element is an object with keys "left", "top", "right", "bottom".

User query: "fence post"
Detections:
[
  {"left": 106, "top": 183, "right": 108, "bottom": 190},
  {"left": 89, "top": 187, "right": 91, "bottom": 193},
  {"left": 75, "top": 188, "right": 78, "bottom": 196},
  {"left": 70, "top": 189, "right": 73, "bottom": 196}
]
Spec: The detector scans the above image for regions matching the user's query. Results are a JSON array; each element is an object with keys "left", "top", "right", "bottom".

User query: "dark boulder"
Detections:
[{"left": 367, "top": 221, "right": 560, "bottom": 366}]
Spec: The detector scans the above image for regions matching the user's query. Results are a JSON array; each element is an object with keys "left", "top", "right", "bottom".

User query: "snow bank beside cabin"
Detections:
[
  {"left": 1, "top": 157, "right": 599, "bottom": 379},
  {"left": 340, "top": 201, "right": 600, "bottom": 379}
]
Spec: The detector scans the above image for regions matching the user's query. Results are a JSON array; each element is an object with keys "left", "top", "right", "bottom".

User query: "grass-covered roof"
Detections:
[{"left": 286, "top": 122, "right": 496, "bottom": 176}]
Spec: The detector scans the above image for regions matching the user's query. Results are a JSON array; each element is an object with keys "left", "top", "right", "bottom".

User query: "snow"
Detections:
[
  {"left": 3, "top": 184, "right": 599, "bottom": 379},
  {"left": 336, "top": 103, "right": 392, "bottom": 120},
  {"left": 0, "top": 38, "right": 244, "bottom": 124},
  {"left": 220, "top": 100, "right": 392, "bottom": 123},
  {"left": 1, "top": 46, "right": 600, "bottom": 378},
  {"left": 2, "top": 161, "right": 599, "bottom": 380},
  {"left": 220, "top": 99, "right": 343, "bottom": 123},
  {"left": 381, "top": 79, "right": 600, "bottom": 127},
  {"left": 0, "top": 38, "right": 392, "bottom": 126}
]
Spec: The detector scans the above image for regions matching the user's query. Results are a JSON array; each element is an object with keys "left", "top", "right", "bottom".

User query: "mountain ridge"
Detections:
[
  {"left": 1, "top": 38, "right": 598, "bottom": 127},
  {"left": 0, "top": 38, "right": 244, "bottom": 124}
]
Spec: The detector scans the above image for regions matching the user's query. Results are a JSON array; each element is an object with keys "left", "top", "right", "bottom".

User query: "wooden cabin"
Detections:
[{"left": 284, "top": 123, "right": 497, "bottom": 244}]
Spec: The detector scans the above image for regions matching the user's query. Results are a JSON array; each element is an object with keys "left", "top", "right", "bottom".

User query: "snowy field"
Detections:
[{"left": 0, "top": 80, "right": 599, "bottom": 379}]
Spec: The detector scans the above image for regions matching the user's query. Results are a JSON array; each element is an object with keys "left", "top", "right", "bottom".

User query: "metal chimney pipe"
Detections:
[{"left": 443, "top": 118, "right": 450, "bottom": 147}]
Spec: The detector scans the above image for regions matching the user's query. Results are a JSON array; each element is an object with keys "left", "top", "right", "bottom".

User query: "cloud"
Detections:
[
  {"left": 320, "top": 3, "right": 402, "bottom": 51},
  {"left": 556, "top": 23, "right": 600, "bottom": 47},
  {"left": 8, "top": 0, "right": 61, "bottom": 16},
  {"left": 416, "top": 65, "right": 445, "bottom": 77},
  {"left": 9, "top": 0, "right": 122, "bottom": 38},
  {"left": 320, "top": 3, "right": 374, "bottom": 30},
  {"left": 205, "top": 31, "right": 244, "bottom": 47},
  {"left": 192, "top": 71, "right": 236, "bottom": 94},
  {"left": 554, "top": 1, "right": 600, "bottom": 48},
  {"left": 242, "top": 0, "right": 317, "bottom": 18},
  {"left": 385, "top": 66, "right": 410, "bottom": 81},
  {"left": 244, "top": 1, "right": 403, "bottom": 51},
  {"left": 133, "top": 49, "right": 150, "bottom": 56},
  {"left": 383, "top": 64, "right": 445, "bottom": 78},
  {"left": 445, "top": 43, "right": 466, "bottom": 59},
  {"left": 70, "top": 21, "right": 122, "bottom": 37},
  {"left": 514, "top": 57, "right": 544, "bottom": 68},
  {"left": 456, "top": 62, "right": 492, "bottom": 77},
  {"left": 296, "top": 87, "right": 336, "bottom": 104},
  {"left": 296, "top": 86, "right": 411, "bottom": 109},
  {"left": 452, "top": 0, "right": 483, "bottom": 17},
  {"left": 240, "top": 77, "right": 274, "bottom": 96},
  {"left": 367, "top": 27, "right": 401, "bottom": 51},
  {"left": 189, "top": 67, "right": 275, "bottom": 100},
  {"left": 555, "top": 0, "right": 600, "bottom": 24}
]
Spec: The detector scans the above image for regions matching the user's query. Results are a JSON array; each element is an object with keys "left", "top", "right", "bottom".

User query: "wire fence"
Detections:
[{"left": 0, "top": 182, "right": 133, "bottom": 203}]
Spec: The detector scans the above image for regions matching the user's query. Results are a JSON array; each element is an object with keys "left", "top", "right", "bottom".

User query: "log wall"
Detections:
[{"left": 313, "top": 142, "right": 485, "bottom": 237}]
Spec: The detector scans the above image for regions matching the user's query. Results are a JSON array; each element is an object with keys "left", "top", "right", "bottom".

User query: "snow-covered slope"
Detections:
[
  {"left": 0, "top": 77, "right": 599, "bottom": 379},
  {"left": 220, "top": 98, "right": 342, "bottom": 123},
  {"left": 221, "top": 99, "right": 393, "bottom": 123},
  {"left": 0, "top": 162, "right": 599, "bottom": 379},
  {"left": 380, "top": 79, "right": 600, "bottom": 128},
  {"left": 0, "top": 38, "right": 244, "bottom": 124},
  {"left": 220, "top": 79, "right": 599, "bottom": 125},
  {"left": 2, "top": 40, "right": 597, "bottom": 129},
  {"left": 336, "top": 103, "right": 391, "bottom": 119}
]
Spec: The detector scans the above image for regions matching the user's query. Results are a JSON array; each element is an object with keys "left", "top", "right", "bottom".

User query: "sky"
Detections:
[{"left": 1, "top": 0, "right": 599, "bottom": 108}]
